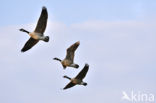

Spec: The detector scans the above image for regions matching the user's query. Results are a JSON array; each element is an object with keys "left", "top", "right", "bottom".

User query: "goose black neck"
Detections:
[
  {"left": 63, "top": 76, "right": 71, "bottom": 80},
  {"left": 53, "top": 57, "right": 62, "bottom": 62},
  {"left": 19, "top": 28, "right": 30, "bottom": 34}
]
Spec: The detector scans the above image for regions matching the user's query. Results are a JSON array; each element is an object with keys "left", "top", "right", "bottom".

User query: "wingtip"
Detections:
[
  {"left": 21, "top": 48, "right": 27, "bottom": 52},
  {"left": 76, "top": 41, "right": 80, "bottom": 45},
  {"left": 21, "top": 51, "right": 25, "bottom": 53},
  {"left": 42, "top": 6, "right": 47, "bottom": 10},
  {"left": 63, "top": 87, "right": 68, "bottom": 90},
  {"left": 85, "top": 63, "right": 89, "bottom": 67},
  {"left": 21, "top": 49, "right": 25, "bottom": 52}
]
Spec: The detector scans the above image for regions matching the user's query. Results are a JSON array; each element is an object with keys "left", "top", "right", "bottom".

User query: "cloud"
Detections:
[
  {"left": 0, "top": 20, "right": 156, "bottom": 103},
  {"left": 70, "top": 20, "right": 156, "bottom": 67}
]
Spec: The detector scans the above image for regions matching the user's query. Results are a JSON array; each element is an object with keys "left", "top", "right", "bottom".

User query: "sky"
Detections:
[{"left": 0, "top": 0, "right": 156, "bottom": 103}]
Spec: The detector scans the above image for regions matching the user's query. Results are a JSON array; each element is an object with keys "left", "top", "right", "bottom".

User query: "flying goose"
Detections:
[
  {"left": 53, "top": 41, "right": 80, "bottom": 69},
  {"left": 63, "top": 63, "right": 89, "bottom": 90},
  {"left": 19, "top": 6, "right": 49, "bottom": 52}
]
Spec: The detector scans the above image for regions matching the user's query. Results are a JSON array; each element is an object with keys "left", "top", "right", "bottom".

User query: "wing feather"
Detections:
[
  {"left": 21, "top": 38, "right": 39, "bottom": 52},
  {"left": 75, "top": 64, "right": 89, "bottom": 80},
  {"left": 63, "top": 82, "right": 76, "bottom": 90},
  {"left": 65, "top": 41, "right": 80, "bottom": 61},
  {"left": 34, "top": 6, "right": 48, "bottom": 34}
]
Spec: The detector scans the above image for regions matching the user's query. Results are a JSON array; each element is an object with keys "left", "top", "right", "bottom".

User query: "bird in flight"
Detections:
[
  {"left": 19, "top": 6, "right": 49, "bottom": 52},
  {"left": 63, "top": 64, "right": 89, "bottom": 90},
  {"left": 53, "top": 41, "right": 80, "bottom": 69}
]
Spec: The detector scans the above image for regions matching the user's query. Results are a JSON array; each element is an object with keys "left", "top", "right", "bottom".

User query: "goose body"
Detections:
[
  {"left": 28, "top": 32, "right": 48, "bottom": 40},
  {"left": 53, "top": 41, "right": 80, "bottom": 69},
  {"left": 29, "top": 32, "right": 42, "bottom": 40},
  {"left": 63, "top": 64, "right": 89, "bottom": 90},
  {"left": 19, "top": 6, "right": 49, "bottom": 52}
]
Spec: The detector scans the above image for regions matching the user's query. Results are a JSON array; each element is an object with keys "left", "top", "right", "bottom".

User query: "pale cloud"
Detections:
[
  {"left": 70, "top": 20, "right": 156, "bottom": 68},
  {"left": 0, "top": 20, "right": 156, "bottom": 103}
]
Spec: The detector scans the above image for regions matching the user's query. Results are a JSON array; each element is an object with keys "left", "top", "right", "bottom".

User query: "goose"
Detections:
[
  {"left": 63, "top": 63, "right": 89, "bottom": 90},
  {"left": 19, "top": 6, "right": 49, "bottom": 52},
  {"left": 53, "top": 41, "right": 80, "bottom": 69}
]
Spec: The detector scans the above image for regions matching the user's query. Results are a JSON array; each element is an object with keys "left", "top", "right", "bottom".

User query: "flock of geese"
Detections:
[{"left": 19, "top": 6, "right": 89, "bottom": 90}]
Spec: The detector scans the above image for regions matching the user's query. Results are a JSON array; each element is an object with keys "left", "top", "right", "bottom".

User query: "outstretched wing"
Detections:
[
  {"left": 75, "top": 64, "right": 89, "bottom": 80},
  {"left": 65, "top": 41, "right": 80, "bottom": 61},
  {"left": 21, "top": 38, "right": 39, "bottom": 52},
  {"left": 34, "top": 6, "right": 48, "bottom": 34},
  {"left": 63, "top": 82, "right": 76, "bottom": 90}
]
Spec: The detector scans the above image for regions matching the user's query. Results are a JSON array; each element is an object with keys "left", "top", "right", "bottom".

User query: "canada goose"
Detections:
[
  {"left": 53, "top": 41, "right": 80, "bottom": 69},
  {"left": 19, "top": 6, "right": 49, "bottom": 52},
  {"left": 63, "top": 63, "right": 89, "bottom": 90}
]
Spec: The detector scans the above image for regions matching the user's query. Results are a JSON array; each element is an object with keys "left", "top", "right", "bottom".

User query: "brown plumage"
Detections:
[
  {"left": 53, "top": 41, "right": 80, "bottom": 69},
  {"left": 63, "top": 64, "right": 89, "bottom": 90}
]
